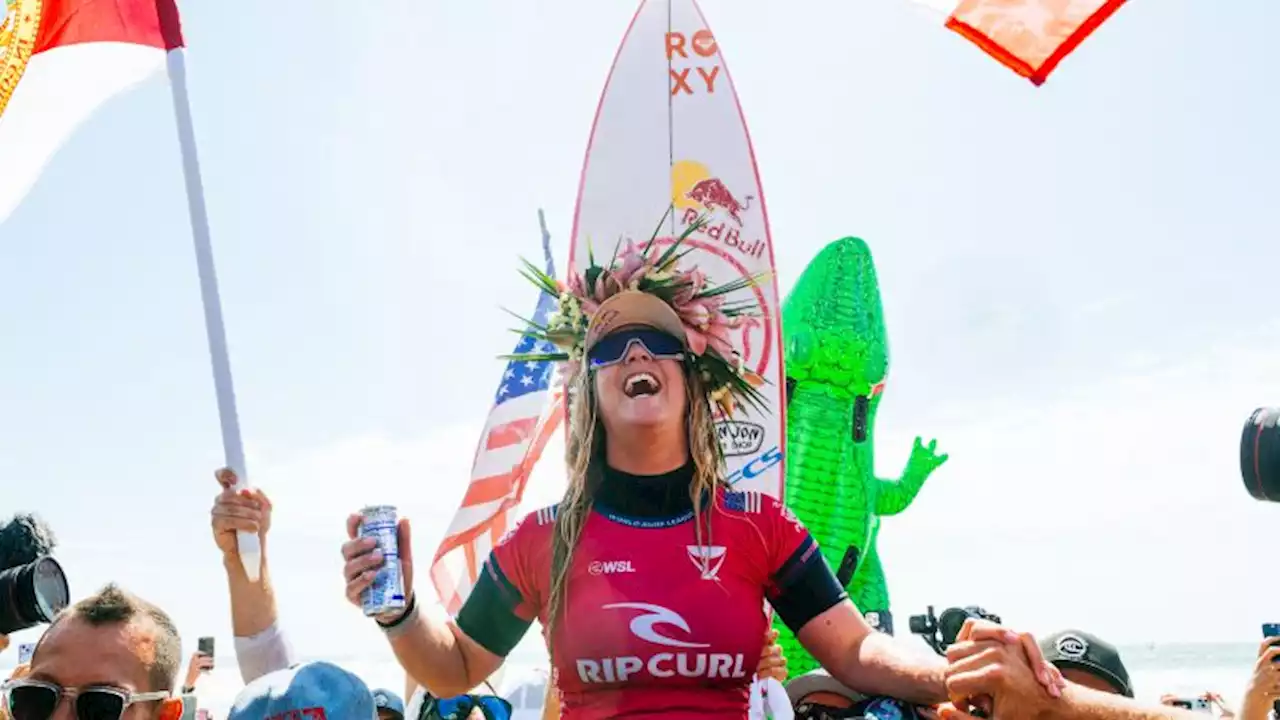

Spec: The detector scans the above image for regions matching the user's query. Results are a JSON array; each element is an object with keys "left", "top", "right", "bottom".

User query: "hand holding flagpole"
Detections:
[{"left": 164, "top": 49, "right": 260, "bottom": 581}]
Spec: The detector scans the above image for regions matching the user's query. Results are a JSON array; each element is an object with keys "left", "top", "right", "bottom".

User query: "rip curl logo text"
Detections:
[
  {"left": 578, "top": 603, "right": 746, "bottom": 684},
  {"left": 603, "top": 602, "right": 710, "bottom": 649}
]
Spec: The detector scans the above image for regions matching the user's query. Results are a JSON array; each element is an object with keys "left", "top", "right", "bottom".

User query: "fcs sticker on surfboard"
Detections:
[{"left": 567, "top": 0, "right": 786, "bottom": 500}]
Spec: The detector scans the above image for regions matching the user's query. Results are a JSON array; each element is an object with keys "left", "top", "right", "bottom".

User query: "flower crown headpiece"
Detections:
[{"left": 504, "top": 211, "right": 769, "bottom": 416}]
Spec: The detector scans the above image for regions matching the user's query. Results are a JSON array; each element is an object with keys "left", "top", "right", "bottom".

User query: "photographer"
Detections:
[
  {"left": 210, "top": 467, "right": 295, "bottom": 682},
  {"left": 1239, "top": 638, "right": 1280, "bottom": 720},
  {"left": 181, "top": 650, "right": 216, "bottom": 695},
  {"left": 0, "top": 513, "right": 69, "bottom": 642}
]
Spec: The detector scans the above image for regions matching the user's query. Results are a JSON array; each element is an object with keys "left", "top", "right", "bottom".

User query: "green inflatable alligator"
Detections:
[{"left": 772, "top": 237, "right": 948, "bottom": 677}]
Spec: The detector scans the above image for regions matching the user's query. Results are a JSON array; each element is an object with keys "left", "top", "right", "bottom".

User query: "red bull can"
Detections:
[{"left": 358, "top": 505, "right": 407, "bottom": 617}]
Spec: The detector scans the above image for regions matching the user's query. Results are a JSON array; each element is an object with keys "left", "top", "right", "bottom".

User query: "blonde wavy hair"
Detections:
[{"left": 545, "top": 362, "right": 725, "bottom": 648}]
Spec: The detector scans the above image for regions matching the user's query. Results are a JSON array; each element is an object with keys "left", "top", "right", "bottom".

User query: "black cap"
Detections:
[{"left": 1040, "top": 630, "right": 1133, "bottom": 698}]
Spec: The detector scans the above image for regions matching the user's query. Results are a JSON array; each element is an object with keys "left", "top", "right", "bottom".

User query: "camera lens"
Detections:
[
  {"left": 0, "top": 556, "right": 70, "bottom": 634},
  {"left": 938, "top": 608, "right": 975, "bottom": 647},
  {"left": 1241, "top": 407, "right": 1280, "bottom": 502}
]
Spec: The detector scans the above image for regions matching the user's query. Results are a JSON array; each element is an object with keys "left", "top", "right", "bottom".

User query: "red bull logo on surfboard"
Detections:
[
  {"left": 671, "top": 160, "right": 765, "bottom": 260},
  {"left": 686, "top": 177, "right": 752, "bottom": 226}
]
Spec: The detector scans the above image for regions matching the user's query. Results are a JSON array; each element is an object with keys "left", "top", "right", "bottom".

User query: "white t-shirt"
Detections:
[{"left": 232, "top": 623, "right": 295, "bottom": 684}]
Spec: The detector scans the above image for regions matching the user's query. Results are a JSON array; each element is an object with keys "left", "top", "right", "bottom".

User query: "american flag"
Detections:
[{"left": 430, "top": 212, "right": 565, "bottom": 615}]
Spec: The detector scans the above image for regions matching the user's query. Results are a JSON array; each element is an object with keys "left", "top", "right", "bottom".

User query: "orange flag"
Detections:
[{"left": 921, "top": 0, "right": 1128, "bottom": 85}]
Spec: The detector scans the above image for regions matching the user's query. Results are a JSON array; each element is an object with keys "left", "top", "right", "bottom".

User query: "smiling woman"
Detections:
[{"left": 329, "top": 215, "right": 1057, "bottom": 719}]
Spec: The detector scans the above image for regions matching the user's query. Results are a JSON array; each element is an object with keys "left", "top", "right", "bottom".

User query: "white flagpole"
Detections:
[
  {"left": 537, "top": 208, "right": 553, "bottom": 271},
  {"left": 164, "top": 47, "right": 261, "bottom": 582}
]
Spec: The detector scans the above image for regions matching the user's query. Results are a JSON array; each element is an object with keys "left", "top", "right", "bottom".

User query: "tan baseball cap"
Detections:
[{"left": 584, "top": 291, "right": 688, "bottom": 352}]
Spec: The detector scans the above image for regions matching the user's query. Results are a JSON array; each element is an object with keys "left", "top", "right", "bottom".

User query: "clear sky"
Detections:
[{"left": 0, "top": 0, "right": 1276, "bottom": 667}]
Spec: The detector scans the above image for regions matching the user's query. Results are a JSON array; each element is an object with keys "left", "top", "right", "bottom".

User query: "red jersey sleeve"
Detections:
[
  {"left": 489, "top": 507, "right": 554, "bottom": 620},
  {"left": 757, "top": 493, "right": 848, "bottom": 632},
  {"left": 761, "top": 494, "right": 815, "bottom": 575},
  {"left": 454, "top": 506, "right": 555, "bottom": 656}
]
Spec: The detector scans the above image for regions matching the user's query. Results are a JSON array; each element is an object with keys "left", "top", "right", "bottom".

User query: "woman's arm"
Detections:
[
  {"left": 380, "top": 597, "right": 505, "bottom": 699},
  {"left": 758, "top": 496, "right": 947, "bottom": 704},
  {"left": 343, "top": 511, "right": 540, "bottom": 699},
  {"left": 757, "top": 497, "right": 1057, "bottom": 707},
  {"left": 798, "top": 600, "right": 949, "bottom": 705}
]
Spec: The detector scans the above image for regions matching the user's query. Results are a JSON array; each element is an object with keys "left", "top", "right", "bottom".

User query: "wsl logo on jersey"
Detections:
[
  {"left": 587, "top": 559, "right": 636, "bottom": 576},
  {"left": 575, "top": 603, "right": 748, "bottom": 684}
]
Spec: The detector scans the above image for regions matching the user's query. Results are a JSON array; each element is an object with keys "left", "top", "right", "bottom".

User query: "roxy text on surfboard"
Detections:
[{"left": 666, "top": 30, "right": 720, "bottom": 95}]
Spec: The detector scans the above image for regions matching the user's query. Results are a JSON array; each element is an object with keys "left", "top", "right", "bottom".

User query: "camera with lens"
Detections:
[
  {"left": 1242, "top": 408, "right": 1280, "bottom": 503},
  {"left": 0, "top": 513, "right": 70, "bottom": 635},
  {"left": 909, "top": 605, "right": 1002, "bottom": 656}
]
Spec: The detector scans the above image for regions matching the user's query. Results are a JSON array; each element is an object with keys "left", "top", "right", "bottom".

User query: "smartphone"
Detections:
[
  {"left": 17, "top": 643, "right": 35, "bottom": 665},
  {"left": 1168, "top": 698, "right": 1212, "bottom": 713},
  {"left": 1266, "top": 625, "right": 1280, "bottom": 715},
  {"left": 197, "top": 636, "right": 215, "bottom": 669}
]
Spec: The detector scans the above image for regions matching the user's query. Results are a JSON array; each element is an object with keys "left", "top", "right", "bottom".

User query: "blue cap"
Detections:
[
  {"left": 228, "top": 662, "right": 376, "bottom": 720},
  {"left": 372, "top": 688, "right": 406, "bottom": 718}
]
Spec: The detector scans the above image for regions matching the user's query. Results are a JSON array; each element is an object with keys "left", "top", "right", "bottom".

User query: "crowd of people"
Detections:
[
  {"left": 1, "top": 466, "right": 1275, "bottom": 720},
  {"left": 1, "top": 269, "right": 1278, "bottom": 719}
]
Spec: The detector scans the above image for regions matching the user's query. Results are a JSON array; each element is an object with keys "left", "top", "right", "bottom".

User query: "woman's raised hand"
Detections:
[{"left": 341, "top": 512, "right": 415, "bottom": 622}]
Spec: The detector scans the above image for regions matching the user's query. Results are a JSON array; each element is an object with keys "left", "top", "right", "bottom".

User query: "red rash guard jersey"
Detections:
[{"left": 455, "top": 467, "right": 848, "bottom": 719}]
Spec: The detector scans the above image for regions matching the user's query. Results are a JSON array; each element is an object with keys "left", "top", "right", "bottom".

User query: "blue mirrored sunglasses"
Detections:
[
  {"left": 427, "top": 694, "right": 512, "bottom": 720},
  {"left": 587, "top": 328, "right": 684, "bottom": 369}
]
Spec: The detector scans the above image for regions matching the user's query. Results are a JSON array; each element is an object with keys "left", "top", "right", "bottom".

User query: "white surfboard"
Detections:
[{"left": 568, "top": 0, "right": 786, "bottom": 500}]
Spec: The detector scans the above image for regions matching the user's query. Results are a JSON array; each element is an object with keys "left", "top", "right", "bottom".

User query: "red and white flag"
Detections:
[
  {"left": 912, "top": 0, "right": 1127, "bottom": 85},
  {"left": 430, "top": 224, "right": 564, "bottom": 616},
  {"left": 0, "top": 0, "right": 184, "bottom": 221}
]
